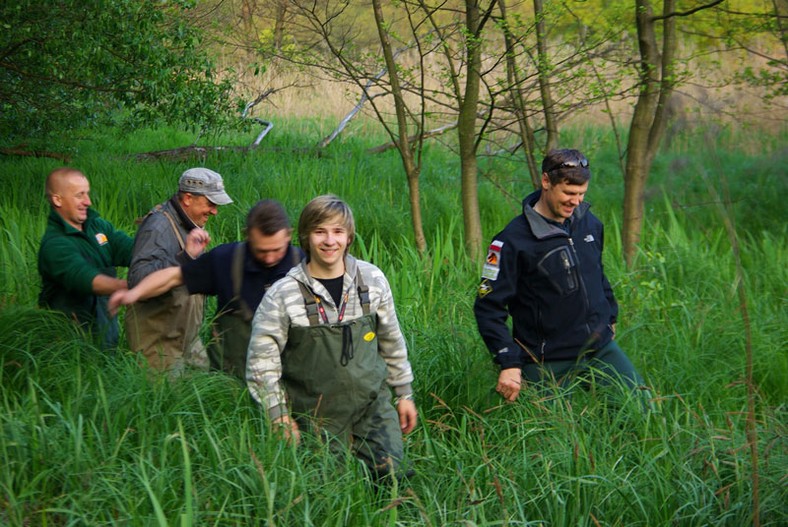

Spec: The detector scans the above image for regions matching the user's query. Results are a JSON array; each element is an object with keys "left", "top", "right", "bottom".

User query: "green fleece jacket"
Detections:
[{"left": 38, "top": 208, "right": 133, "bottom": 347}]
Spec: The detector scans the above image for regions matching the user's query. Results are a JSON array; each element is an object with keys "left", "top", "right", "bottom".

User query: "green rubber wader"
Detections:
[
  {"left": 282, "top": 312, "right": 404, "bottom": 476},
  {"left": 207, "top": 312, "right": 251, "bottom": 380}
]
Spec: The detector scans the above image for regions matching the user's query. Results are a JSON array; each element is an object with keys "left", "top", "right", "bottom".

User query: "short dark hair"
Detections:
[
  {"left": 298, "top": 195, "right": 355, "bottom": 257},
  {"left": 246, "top": 199, "right": 291, "bottom": 235},
  {"left": 541, "top": 149, "right": 591, "bottom": 185}
]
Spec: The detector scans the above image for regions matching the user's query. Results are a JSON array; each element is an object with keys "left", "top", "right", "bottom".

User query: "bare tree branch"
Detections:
[{"left": 652, "top": 0, "right": 725, "bottom": 21}]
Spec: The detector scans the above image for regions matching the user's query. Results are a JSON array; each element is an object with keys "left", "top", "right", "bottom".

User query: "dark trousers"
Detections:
[{"left": 522, "top": 340, "right": 651, "bottom": 407}]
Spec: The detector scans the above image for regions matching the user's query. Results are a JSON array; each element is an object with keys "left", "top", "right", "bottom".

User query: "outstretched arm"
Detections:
[
  {"left": 109, "top": 266, "right": 184, "bottom": 315},
  {"left": 91, "top": 275, "right": 128, "bottom": 296}
]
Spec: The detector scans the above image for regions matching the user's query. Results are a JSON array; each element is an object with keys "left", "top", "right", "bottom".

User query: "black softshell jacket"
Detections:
[{"left": 474, "top": 190, "right": 618, "bottom": 369}]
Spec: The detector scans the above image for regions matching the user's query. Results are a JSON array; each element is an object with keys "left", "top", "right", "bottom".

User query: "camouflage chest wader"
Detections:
[{"left": 282, "top": 275, "right": 404, "bottom": 477}]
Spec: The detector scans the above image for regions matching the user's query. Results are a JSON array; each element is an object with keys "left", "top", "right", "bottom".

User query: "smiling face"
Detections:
[
  {"left": 247, "top": 227, "right": 291, "bottom": 268},
  {"left": 536, "top": 172, "right": 588, "bottom": 223},
  {"left": 181, "top": 193, "right": 218, "bottom": 227},
  {"left": 50, "top": 172, "right": 92, "bottom": 230},
  {"left": 306, "top": 215, "right": 349, "bottom": 278}
]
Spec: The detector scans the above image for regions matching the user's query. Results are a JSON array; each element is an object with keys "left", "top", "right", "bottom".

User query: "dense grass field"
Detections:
[{"left": 0, "top": 119, "right": 786, "bottom": 526}]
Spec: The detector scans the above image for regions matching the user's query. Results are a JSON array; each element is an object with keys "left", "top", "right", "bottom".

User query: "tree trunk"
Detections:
[
  {"left": 622, "top": 0, "right": 673, "bottom": 267},
  {"left": 773, "top": 0, "right": 788, "bottom": 60},
  {"left": 371, "top": 0, "right": 427, "bottom": 254},
  {"left": 273, "top": 0, "right": 287, "bottom": 51},
  {"left": 242, "top": 0, "right": 256, "bottom": 38},
  {"left": 534, "top": 0, "right": 559, "bottom": 151},
  {"left": 498, "top": 0, "right": 540, "bottom": 188},
  {"left": 460, "top": 0, "right": 484, "bottom": 260}
]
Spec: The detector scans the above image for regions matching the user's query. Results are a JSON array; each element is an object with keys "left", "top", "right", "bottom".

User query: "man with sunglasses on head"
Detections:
[
  {"left": 125, "top": 167, "right": 233, "bottom": 375},
  {"left": 474, "top": 149, "right": 647, "bottom": 404}
]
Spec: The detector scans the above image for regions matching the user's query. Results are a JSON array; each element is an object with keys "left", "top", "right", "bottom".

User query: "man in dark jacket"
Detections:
[
  {"left": 474, "top": 149, "right": 646, "bottom": 403},
  {"left": 38, "top": 167, "right": 133, "bottom": 348}
]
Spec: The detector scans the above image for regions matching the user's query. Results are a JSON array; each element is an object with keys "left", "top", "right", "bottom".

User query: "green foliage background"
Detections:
[
  {"left": 0, "top": 120, "right": 786, "bottom": 525},
  {"left": 0, "top": 0, "right": 238, "bottom": 139}
]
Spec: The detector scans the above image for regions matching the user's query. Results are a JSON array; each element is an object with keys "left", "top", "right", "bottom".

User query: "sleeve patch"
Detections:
[
  {"left": 481, "top": 265, "right": 500, "bottom": 280},
  {"left": 486, "top": 240, "right": 503, "bottom": 265},
  {"left": 477, "top": 279, "right": 493, "bottom": 298},
  {"left": 482, "top": 239, "right": 503, "bottom": 280}
]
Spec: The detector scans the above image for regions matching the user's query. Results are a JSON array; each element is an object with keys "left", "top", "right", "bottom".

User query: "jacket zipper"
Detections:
[{"left": 568, "top": 237, "right": 592, "bottom": 335}]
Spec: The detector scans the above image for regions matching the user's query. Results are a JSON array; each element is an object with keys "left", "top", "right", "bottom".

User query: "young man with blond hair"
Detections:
[{"left": 247, "top": 195, "right": 417, "bottom": 482}]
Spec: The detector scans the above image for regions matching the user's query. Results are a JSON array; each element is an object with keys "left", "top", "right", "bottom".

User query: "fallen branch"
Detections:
[
  {"left": 366, "top": 122, "right": 458, "bottom": 154},
  {"left": 0, "top": 145, "right": 71, "bottom": 163},
  {"left": 318, "top": 81, "right": 387, "bottom": 149},
  {"left": 134, "top": 87, "right": 279, "bottom": 161},
  {"left": 134, "top": 145, "right": 254, "bottom": 161}
]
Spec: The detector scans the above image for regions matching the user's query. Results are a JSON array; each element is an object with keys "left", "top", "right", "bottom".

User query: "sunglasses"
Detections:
[{"left": 545, "top": 158, "right": 589, "bottom": 173}]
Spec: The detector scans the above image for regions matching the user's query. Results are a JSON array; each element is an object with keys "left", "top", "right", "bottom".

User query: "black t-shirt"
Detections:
[{"left": 315, "top": 276, "right": 344, "bottom": 307}]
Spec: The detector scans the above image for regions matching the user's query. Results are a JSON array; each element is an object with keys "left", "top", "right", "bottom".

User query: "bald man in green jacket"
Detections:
[{"left": 38, "top": 167, "right": 134, "bottom": 348}]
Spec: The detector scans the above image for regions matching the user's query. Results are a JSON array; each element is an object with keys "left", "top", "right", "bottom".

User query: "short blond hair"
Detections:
[{"left": 297, "top": 195, "right": 355, "bottom": 257}]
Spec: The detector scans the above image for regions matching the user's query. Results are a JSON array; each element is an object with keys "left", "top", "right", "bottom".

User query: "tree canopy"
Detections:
[{"left": 0, "top": 0, "right": 239, "bottom": 140}]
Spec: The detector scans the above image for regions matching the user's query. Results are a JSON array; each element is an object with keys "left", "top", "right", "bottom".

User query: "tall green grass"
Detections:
[{"left": 0, "top": 121, "right": 785, "bottom": 525}]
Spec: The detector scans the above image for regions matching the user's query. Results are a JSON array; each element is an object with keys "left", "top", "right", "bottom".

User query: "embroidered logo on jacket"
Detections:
[
  {"left": 482, "top": 240, "right": 503, "bottom": 280},
  {"left": 477, "top": 279, "right": 493, "bottom": 298},
  {"left": 95, "top": 233, "right": 109, "bottom": 245},
  {"left": 584, "top": 234, "right": 595, "bottom": 243}
]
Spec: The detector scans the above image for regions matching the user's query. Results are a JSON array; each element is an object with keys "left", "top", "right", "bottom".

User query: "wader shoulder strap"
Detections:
[
  {"left": 291, "top": 247, "right": 302, "bottom": 267},
  {"left": 356, "top": 271, "right": 370, "bottom": 315},
  {"left": 298, "top": 271, "right": 369, "bottom": 325},
  {"left": 232, "top": 242, "right": 254, "bottom": 321},
  {"left": 297, "top": 281, "right": 321, "bottom": 326},
  {"left": 160, "top": 210, "right": 186, "bottom": 250}
]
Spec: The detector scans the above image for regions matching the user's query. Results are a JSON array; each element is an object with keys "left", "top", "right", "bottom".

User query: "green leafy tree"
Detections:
[{"left": 0, "top": 0, "right": 239, "bottom": 140}]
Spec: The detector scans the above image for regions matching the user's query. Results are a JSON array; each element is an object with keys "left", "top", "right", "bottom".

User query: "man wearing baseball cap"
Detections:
[{"left": 125, "top": 167, "right": 233, "bottom": 374}]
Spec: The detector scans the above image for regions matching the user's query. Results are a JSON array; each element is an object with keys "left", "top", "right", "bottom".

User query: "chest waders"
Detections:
[
  {"left": 126, "top": 210, "right": 205, "bottom": 372},
  {"left": 282, "top": 275, "right": 404, "bottom": 479},
  {"left": 208, "top": 245, "right": 302, "bottom": 380}
]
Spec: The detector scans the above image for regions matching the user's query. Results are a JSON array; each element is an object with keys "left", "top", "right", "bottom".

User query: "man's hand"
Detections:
[
  {"left": 108, "top": 289, "right": 134, "bottom": 317},
  {"left": 397, "top": 398, "right": 418, "bottom": 434},
  {"left": 272, "top": 415, "right": 301, "bottom": 445},
  {"left": 185, "top": 228, "right": 210, "bottom": 259},
  {"left": 496, "top": 367, "right": 522, "bottom": 402}
]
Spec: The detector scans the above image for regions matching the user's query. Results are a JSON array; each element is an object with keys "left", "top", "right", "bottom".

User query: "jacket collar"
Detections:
[
  {"left": 168, "top": 195, "right": 200, "bottom": 231},
  {"left": 521, "top": 189, "right": 590, "bottom": 239},
  {"left": 292, "top": 254, "right": 359, "bottom": 287},
  {"left": 48, "top": 207, "right": 99, "bottom": 236}
]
